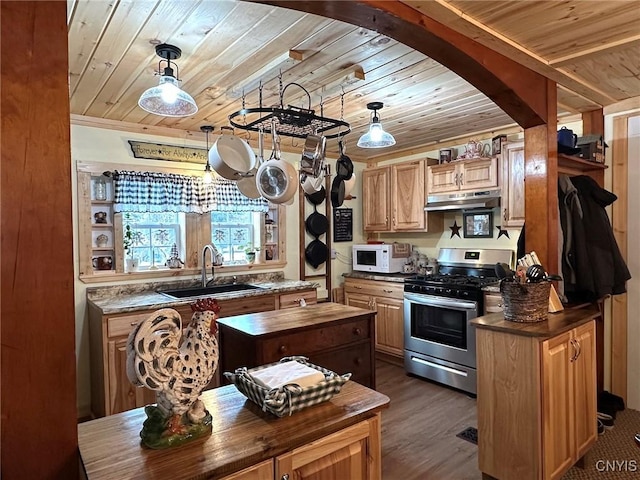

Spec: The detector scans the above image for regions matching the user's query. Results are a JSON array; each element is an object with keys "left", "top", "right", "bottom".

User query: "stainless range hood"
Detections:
[{"left": 424, "top": 189, "right": 501, "bottom": 211}]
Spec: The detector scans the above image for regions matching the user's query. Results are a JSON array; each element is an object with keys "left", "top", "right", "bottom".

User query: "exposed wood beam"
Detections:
[
  {"left": 549, "top": 36, "right": 640, "bottom": 67},
  {"left": 401, "top": 0, "right": 618, "bottom": 106},
  {"left": 256, "top": 0, "right": 551, "bottom": 129}
]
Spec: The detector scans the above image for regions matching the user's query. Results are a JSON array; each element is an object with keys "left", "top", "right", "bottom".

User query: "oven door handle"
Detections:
[{"left": 404, "top": 293, "right": 477, "bottom": 311}]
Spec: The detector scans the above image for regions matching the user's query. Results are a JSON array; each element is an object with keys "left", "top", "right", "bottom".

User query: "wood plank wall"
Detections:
[{"left": 1, "top": 2, "right": 78, "bottom": 478}]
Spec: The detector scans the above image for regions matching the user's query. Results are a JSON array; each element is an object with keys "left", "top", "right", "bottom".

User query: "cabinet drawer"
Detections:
[
  {"left": 344, "top": 279, "right": 403, "bottom": 299},
  {"left": 310, "top": 342, "right": 373, "bottom": 388},
  {"left": 261, "top": 319, "right": 371, "bottom": 362},
  {"left": 278, "top": 290, "right": 317, "bottom": 309},
  {"left": 217, "top": 295, "right": 276, "bottom": 318},
  {"left": 107, "top": 312, "right": 154, "bottom": 338}
]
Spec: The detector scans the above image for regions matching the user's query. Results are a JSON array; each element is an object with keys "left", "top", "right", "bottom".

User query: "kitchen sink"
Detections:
[{"left": 158, "top": 284, "right": 265, "bottom": 299}]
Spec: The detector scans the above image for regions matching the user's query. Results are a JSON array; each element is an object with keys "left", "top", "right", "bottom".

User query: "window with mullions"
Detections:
[
  {"left": 125, "top": 212, "right": 182, "bottom": 268},
  {"left": 211, "top": 211, "right": 256, "bottom": 264}
]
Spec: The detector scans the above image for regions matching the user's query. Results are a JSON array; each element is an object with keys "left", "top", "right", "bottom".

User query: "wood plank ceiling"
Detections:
[{"left": 67, "top": 0, "right": 639, "bottom": 162}]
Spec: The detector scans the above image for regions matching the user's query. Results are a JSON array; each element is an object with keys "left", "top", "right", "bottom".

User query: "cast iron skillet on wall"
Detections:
[{"left": 303, "top": 186, "right": 328, "bottom": 269}]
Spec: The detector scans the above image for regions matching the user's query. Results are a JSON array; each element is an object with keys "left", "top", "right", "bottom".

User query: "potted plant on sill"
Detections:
[
  {"left": 123, "top": 213, "right": 138, "bottom": 272},
  {"left": 243, "top": 245, "right": 260, "bottom": 264}
]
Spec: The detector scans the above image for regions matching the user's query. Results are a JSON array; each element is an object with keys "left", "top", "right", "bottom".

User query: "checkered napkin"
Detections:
[{"left": 224, "top": 356, "right": 351, "bottom": 417}]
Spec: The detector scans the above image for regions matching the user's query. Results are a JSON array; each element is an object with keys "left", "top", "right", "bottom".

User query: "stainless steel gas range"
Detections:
[{"left": 403, "top": 248, "right": 513, "bottom": 394}]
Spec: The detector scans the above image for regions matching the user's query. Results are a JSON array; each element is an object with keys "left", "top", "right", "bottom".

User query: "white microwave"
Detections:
[{"left": 352, "top": 243, "right": 409, "bottom": 273}]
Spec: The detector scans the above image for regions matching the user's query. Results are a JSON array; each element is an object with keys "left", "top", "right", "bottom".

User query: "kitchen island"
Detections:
[
  {"left": 472, "top": 305, "right": 601, "bottom": 480},
  {"left": 218, "top": 302, "right": 376, "bottom": 389},
  {"left": 78, "top": 381, "right": 390, "bottom": 480}
]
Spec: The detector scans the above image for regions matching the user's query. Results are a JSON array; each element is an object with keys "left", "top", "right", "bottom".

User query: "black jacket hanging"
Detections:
[{"left": 559, "top": 175, "right": 631, "bottom": 301}]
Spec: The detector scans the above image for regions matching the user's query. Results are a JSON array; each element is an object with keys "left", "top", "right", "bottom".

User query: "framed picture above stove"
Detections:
[{"left": 463, "top": 210, "right": 493, "bottom": 238}]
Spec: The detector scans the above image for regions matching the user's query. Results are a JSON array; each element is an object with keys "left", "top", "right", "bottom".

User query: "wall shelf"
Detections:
[{"left": 558, "top": 153, "right": 607, "bottom": 175}]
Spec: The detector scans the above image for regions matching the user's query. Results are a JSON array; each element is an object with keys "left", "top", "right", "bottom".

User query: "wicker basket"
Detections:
[
  {"left": 224, "top": 356, "right": 351, "bottom": 417},
  {"left": 500, "top": 281, "right": 550, "bottom": 323}
]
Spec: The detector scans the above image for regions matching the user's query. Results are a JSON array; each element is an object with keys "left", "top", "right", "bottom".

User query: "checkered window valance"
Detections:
[{"left": 113, "top": 171, "right": 268, "bottom": 214}]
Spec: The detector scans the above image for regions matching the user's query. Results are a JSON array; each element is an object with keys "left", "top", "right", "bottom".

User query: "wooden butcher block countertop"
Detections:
[{"left": 78, "top": 381, "right": 389, "bottom": 480}]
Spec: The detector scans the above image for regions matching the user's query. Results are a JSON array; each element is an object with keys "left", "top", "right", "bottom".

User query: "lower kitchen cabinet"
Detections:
[
  {"left": 475, "top": 314, "right": 597, "bottom": 480},
  {"left": 88, "top": 289, "right": 316, "bottom": 417},
  {"left": 344, "top": 278, "right": 404, "bottom": 358}
]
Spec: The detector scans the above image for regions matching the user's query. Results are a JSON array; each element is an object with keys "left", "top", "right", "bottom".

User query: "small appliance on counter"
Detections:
[{"left": 352, "top": 242, "right": 411, "bottom": 273}]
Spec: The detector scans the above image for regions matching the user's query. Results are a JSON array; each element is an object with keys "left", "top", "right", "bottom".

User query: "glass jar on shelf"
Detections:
[{"left": 94, "top": 176, "right": 107, "bottom": 201}]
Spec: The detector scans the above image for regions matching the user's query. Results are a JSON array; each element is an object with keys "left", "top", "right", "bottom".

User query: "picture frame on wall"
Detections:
[
  {"left": 463, "top": 210, "right": 493, "bottom": 238},
  {"left": 492, "top": 135, "right": 507, "bottom": 156}
]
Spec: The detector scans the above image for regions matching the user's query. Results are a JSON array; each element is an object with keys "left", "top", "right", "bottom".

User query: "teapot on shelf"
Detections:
[{"left": 461, "top": 139, "right": 489, "bottom": 159}]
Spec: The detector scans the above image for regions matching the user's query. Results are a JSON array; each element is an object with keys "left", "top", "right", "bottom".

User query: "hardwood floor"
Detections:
[{"left": 376, "top": 360, "right": 482, "bottom": 480}]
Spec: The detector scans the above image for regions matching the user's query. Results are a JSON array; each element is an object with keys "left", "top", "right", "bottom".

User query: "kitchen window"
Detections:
[
  {"left": 211, "top": 211, "right": 256, "bottom": 264},
  {"left": 124, "top": 212, "right": 184, "bottom": 269}
]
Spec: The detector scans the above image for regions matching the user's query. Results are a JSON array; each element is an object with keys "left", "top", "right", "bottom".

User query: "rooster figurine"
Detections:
[{"left": 126, "top": 298, "right": 220, "bottom": 449}]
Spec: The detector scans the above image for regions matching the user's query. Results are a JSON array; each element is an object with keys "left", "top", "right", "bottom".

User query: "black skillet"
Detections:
[
  {"left": 336, "top": 140, "right": 354, "bottom": 180},
  {"left": 331, "top": 175, "right": 345, "bottom": 208},
  {"left": 305, "top": 186, "right": 326, "bottom": 206},
  {"left": 305, "top": 238, "right": 328, "bottom": 268},
  {"left": 305, "top": 207, "right": 329, "bottom": 237}
]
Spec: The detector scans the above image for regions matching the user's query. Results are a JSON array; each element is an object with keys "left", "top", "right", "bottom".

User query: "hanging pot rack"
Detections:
[{"left": 228, "top": 80, "right": 351, "bottom": 140}]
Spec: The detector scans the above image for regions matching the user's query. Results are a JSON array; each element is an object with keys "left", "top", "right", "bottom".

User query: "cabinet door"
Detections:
[
  {"left": 392, "top": 161, "right": 425, "bottom": 231},
  {"left": 502, "top": 142, "right": 525, "bottom": 227},
  {"left": 220, "top": 460, "right": 273, "bottom": 480},
  {"left": 373, "top": 296, "right": 404, "bottom": 357},
  {"left": 427, "top": 163, "right": 458, "bottom": 194},
  {"left": 362, "top": 167, "right": 391, "bottom": 231},
  {"left": 345, "top": 292, "right": 373, "bottom": 311},
  {"left": 275, "top": 420, "right": 372, "bottom": 480},
  {"left": 542, "top": 331, "right": 574, "bottom": 480},
  {"left": 572, "top": 321, "right": 597, "bottom": 458},
  {"left": 459, "top": 158, "right": 498, "bottom": 191},
  {"left": 107, "top": 338, "right": 156, "bottom": 415}
]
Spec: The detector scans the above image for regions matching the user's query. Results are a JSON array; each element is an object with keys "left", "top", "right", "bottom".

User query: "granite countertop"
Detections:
[
  {"left": 87, "top": 272, "right": 318, "bottom": 315},
  {"left": 343, "top": 271, "right": 414, "bottom": 284}
]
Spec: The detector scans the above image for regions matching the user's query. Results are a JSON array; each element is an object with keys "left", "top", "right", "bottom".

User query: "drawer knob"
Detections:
[
  {"left": 353, "top": 327, "right": 362, "bottom": 336},
  {"left": 355, "top": 357, "right": 362, "bottom": 365},
  {"left": 278, "top": 345, "right": 287, "bottom": 354}
]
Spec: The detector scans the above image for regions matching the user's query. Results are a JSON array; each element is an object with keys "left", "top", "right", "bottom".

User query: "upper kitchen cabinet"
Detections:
[
  {"left": 500, "top": 141, "right": 525, "bottom": 228},
  {"left": 427, "top": 158, "right": 498, "bottom": 195},
  {"left": 363, "top": 166, "right": 391, "bottom": 231},
  {"left": 363, "top": 160, "right": 442, "bottom": 233}
]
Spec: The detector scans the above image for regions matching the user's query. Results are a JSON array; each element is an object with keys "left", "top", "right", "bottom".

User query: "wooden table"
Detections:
[
  {"left": 78, "top": 382, "right": 390, "bottom": 480},
  {"left": 218, "top": 302, "right": 377, "bottom": 388}
]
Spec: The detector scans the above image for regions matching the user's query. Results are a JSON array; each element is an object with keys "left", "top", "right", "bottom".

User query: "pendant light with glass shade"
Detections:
[
  {"left": 357, "top": 102, "right": 396, "bottom": 148},
  {"left": 138, "top": 44, "right": 198, "bottom": 117},
  {"left": 201, "top": 126, "right": 214, "bottom": 184}
]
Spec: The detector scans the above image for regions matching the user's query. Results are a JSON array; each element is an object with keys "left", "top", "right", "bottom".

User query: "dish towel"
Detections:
[{"left": 249, "top": 360, "right": 325, "bottom": 390}]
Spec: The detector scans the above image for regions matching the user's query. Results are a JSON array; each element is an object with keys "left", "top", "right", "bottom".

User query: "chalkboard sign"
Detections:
[{"left": 333, "top": 208, "right": 353, "bottom": 242}]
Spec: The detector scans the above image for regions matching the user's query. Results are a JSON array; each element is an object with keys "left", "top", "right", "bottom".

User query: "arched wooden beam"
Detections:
[{"left": 253, "top": 0, "right": 550, "bottom": 128}]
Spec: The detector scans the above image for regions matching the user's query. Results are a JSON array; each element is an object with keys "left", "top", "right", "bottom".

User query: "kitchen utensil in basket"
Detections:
[{"left": 500, "top": 281, "right": 550, "bottom": 322}]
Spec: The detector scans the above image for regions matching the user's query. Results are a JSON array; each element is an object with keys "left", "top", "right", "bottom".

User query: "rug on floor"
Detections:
[{"left": 456, "top": 426, "right": 478, "bottom": 445}]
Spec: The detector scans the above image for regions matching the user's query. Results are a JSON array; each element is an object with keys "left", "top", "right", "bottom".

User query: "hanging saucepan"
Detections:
[
  {"left": 305, "top": 238, "right": 328, "bottom": 269},
  {"left": 331, "top": 174, "right": 345, "bottom": 208},
  {"left": 300, "top": 171, "right": 325, "bottom": 195},
  {"left": 305, "top": 207, "right": 329, "bottom": 237},
  {"left": 305, "top": 186, "right": 326, "bottom": 206},
  {"left": 255, "top": 122, "right": 297, "bottom": 204},
  {"left": 300, "top": 132, "right": 326, "bottom": 178},
  {"left": 208, "top": 127, "right": 256, "bottom": 180},
  {"left": 336, "top": 139, "right": 354, "bottom": 180},
  {"left": 237, "top": 127, "right": 263, "bottom": 199}
]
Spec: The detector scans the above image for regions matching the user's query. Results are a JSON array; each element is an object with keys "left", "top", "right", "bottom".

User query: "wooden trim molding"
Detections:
[{"left": 610, "top": 115, "right": 629, "bottom": 400}]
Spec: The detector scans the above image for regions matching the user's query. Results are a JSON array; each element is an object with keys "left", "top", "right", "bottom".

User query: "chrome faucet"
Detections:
[{"left": 201, "top": 244, "right": 216, "bottom": 287}]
